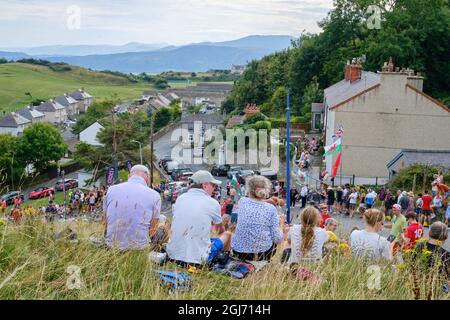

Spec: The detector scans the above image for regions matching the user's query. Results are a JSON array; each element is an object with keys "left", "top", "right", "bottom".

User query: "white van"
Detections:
[{"left": 165, "top": 160, "right": 179, "bottom": 174}]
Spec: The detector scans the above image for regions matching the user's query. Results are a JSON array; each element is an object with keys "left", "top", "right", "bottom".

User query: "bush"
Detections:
[
  {"left": 243, "top": 112, "right": 267, "bottom": 125},
  {"left": 389, "top": 164, "right": 450, "bottom": 192}
]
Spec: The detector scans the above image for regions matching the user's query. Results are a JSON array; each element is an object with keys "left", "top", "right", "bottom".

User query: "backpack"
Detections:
[{"left": 154, "top": 270, "right": 193, "bottom": 291}]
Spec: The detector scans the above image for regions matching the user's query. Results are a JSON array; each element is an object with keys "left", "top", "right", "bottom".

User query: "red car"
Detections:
[{"left": 28, "top": 187, "right": 55, "bottom": 200}]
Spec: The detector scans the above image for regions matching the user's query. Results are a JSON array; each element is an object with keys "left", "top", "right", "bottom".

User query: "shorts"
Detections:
[
  {"left": 366, "top": 203, "right": 373, "bottom": 209},
  {"left": 208, "top": 238, "right": 224, "bottom": 263},
  {"left": 422, "top": 210, "right": 431, "bottom": 216},
  {"left": 415, "top": 208, "right": 422, "bottom": 214},
  {"left": 349, "top": 203, "right": 356, "bottom": 210}
]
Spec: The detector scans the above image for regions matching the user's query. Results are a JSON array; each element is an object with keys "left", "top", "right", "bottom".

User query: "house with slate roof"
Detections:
[
  {"left": 55, "top": 94, "right": 80, "bottom": 117},
  {"left": 324, "top": 58, "right": 450, "bottom": 184},
  {"left": 0, "top": 112, "right": 32, "bottom": 136},
  {"left": 16, "top": 106, "right": 45, "bottom": 123},
  {"left": 35, "top": 99, "right": 67, "bottom": 124},
  {"left": 386, "top": 149, "right": 450, "bottom": 179},
  {"left": 69, "top": 88, "right": 93, "bottom": 113}
]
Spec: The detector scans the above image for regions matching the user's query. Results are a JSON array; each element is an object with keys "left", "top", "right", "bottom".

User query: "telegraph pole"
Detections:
[
  {"left": 112, "top": 107, "right": 118, "bottom": 184},
  {"left": 150, "top": 111, "right": 154, "bottom": 186}
]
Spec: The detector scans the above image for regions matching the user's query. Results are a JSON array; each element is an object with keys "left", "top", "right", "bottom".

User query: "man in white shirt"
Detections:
[{"left": 167, "top": 170, "right": 232, "bottom": 267}]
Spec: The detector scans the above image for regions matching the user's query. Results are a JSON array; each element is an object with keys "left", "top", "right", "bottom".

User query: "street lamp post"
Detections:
[
  {"left": 286, "top": 88, "right": 291, "bottom": 224},
  {"left": 131, "top": 140, "right": 143, "bottom": 165}
]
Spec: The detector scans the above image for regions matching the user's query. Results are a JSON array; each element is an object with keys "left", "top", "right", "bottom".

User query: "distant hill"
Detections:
[
  {"left": 0, "top": 51, "right": 30, "bottom": 60},
  {"left": 198, "top": 35, "right": 295, "bottom": 51},
  {"left": 11, "top": 35, "right": 296, "bottom": 73},
  {"left": 45, "top": 44, "right": 280, "bottom": 73},
  {"left": 0, "top": 63, "right": 150, "bottom": 113},
  {"left": 1, "top": 42, "right": 168, "bottom": 57}
]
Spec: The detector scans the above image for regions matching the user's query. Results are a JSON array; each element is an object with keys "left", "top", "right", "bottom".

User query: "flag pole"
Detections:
[
  {"left": 339, "top": 133, "right": 343, "bottom": 186},
  {"left": 286, "top": 88, "right": 291, "bottom": 224}
]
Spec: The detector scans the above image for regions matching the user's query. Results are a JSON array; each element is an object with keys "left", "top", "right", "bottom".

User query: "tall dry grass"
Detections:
[{"left": 0, "top": 217, "right": 448, "bottom": 300}]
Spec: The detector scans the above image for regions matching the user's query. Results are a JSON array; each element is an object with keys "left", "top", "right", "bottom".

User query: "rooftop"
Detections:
[
  {"left": 324, "top": 71, "right": 381, "bottom": 109},
  {"left": 387, "top": 149, "right": 450, "bottom": 169},
  {"left": 0, "top": 112, "right": 31, "bottom": 128},
  {"left": 16, "top": 106, "right": 45, "bottom": 121}
]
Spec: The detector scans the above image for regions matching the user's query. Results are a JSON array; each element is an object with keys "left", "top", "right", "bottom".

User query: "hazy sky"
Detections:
[{"left": 0, "top": 0, "right": 333, "bottom": 47}]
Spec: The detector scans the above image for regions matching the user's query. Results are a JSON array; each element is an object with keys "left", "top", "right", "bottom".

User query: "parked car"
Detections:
[
  {"left": 55, "top": 179, "right": 78, "bottom": 192},
  {"left": 1, "top": 191, "right": 24, "bottom": 206},
  {"left": 227, "top": 166, "right": 244, "bottom": 179},
  {"left": 237, "top": 169, "right": 255, "bottom": 185},
  {"left": 28, "top": 187, "right": 55, "bottom": 200},
  {"left": 159, "top": 156, "right": 172, "bottom": 169},
  {"left": 211, "top": 164, "right": 231, "bottom": 177},
  {"left": 171, "top": 167, "right": 193, "bottom": 181},
  {"left": 256, "top": 168, "right": 278, "bottom": 181},
  {"left": 178, "top": 171, "right": 194, "bottom": 181}
]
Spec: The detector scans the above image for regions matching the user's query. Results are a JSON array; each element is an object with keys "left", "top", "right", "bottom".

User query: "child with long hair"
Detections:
[{"left": 284, "top": 206, "right": 329, "bottom": 266}]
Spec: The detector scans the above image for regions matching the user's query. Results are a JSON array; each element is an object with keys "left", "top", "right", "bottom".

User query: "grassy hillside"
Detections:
[{"left": 0, "top": 63, "right": 152, "bottom": 113}]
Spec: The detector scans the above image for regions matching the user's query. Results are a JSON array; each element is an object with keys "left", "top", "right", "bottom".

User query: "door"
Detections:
[{"left": 314, "top": 113, "right": 321, "bottom": 129}]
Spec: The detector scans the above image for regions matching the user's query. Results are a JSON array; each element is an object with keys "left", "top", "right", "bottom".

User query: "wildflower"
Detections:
[
  {"left": 326, "top": 231, "right": 338, "bottom": 243},
  {"left": 386, "top": 216, "right": 392, "bottom": 221},
  {"left": 337, "top": 243, "right": 351, "bottom": 255},
  {"left": 402, "top": 249, "right": 412, "bottom": 254},
  {"left": 422, "top": 249, "right": 432, "bottom": 256},
  {"left": 0, "top": 218, "right": 4, "bottom": 226},
  {"left": 395, "top": 263, "right": 407, "bottom": 271},
  {"left": 435, "top": 240, "right": 443, "bottom": 246},
  {"left": 417, "top": 237, "right": 428, "bottom": 243}
]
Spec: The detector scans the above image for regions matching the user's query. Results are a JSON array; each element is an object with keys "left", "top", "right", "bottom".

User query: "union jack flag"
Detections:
[{"left": 332, "top": 126, "right": 344, "bottom": 139}]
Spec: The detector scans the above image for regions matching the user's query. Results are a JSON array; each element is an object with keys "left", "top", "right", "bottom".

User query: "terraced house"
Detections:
[
  {"left": 0, "top": 112, "right": 31, "bottom": 136},
  {"left": 35, "top": 99, "right": 67, "bottom": 124},
  {"left": 324, "top": 58, "right": 450, "bottom": 184},
  {"left": 69, "top": 88, "right": 93, "bottom": 113}
]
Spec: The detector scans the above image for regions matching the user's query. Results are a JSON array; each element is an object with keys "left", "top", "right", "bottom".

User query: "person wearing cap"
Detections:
[
  {"left": 412, "top": 222, "right": 450, "bottom": 286},
  {"left": 384, "top": 203, "right": 407, "bottom": 256},
  {"left": 103, "top": 165, "right": 161, "bottom": 250},
  {"left": 166, "top": 170, "right": 232, "bottom": 267}
]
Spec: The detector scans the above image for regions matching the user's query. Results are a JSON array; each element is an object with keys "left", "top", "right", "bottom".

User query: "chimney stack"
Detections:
[{"left": 344, "top": 59, "right": 362, "bottom": 82}]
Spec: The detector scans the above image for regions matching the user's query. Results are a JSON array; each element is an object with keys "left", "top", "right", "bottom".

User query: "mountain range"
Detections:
[{"left": 0, "top": 35, "right": 295, "bottom": 73}]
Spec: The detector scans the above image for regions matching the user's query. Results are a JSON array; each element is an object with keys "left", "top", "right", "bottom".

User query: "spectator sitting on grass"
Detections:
[
  {"left": 283, "top": 206, "right": 329, "bottom": 266},
  {"left": 167, "top": 170, "right": 232, "bottom": 268},
  {"left": 350, "top": 209, "right": 391, "bottom": 262},
  {"left": 413, "top": 222, "right": 450, "bottom": 287},
  {"left": 103, "top": 165, "right": 161, "bottom": 250},
  {"left": 231, "top": 175, "right": 285, "bottom": 262}
]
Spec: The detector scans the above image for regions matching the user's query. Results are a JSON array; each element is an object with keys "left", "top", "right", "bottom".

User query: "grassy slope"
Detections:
[
  {"left": 0, "top": 217, "right": 446, "bottom": 299},
  {"left": 0, "top": 63, "right": 151, "bottom": 113}
]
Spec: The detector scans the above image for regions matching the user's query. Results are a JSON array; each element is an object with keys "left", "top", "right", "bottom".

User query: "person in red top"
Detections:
[
  {"left": 319, "top": 204, "right": 332, "bottom": 228},
  {"left": 420, "top": 190, "right": 433, "bottom": 227},
  {"left": 403, "top": 212, "right": 425, "bottom": 250},
  {"left": 13, "top": 196, "right": 22, "bottom": 208}
]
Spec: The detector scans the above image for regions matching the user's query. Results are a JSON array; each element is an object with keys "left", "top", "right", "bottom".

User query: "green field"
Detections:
[{"left": 0, "top": 63, "right": 153, "bottom": 113}]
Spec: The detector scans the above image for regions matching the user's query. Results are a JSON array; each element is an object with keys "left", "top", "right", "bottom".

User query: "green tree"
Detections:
[
  {"left": 72, "top": 99, "right": 118, "bottom": 134},
  {"left": 301, "top": 77, "right": 323, "bottom": 120},
  {"left": 0, "top": 134, "right": 25, "bottom": 188},
  {"left": 17, "top": 123, "right": 67, "bottom": 173},
  {"left": 153, "top": 107, "right": 172, "bottom": 131},
  {"left": 243, "top": 112, "right": 267, "bottom": 125}
]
